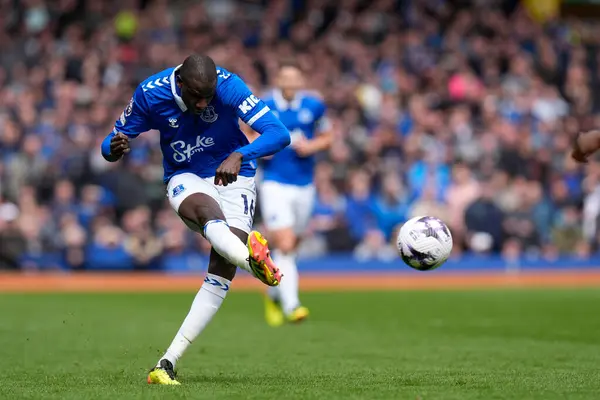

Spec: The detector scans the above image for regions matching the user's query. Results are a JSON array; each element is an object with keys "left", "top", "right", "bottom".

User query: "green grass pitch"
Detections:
[{"left": 1, "top": 289, "right": 600, "bottom": 399}]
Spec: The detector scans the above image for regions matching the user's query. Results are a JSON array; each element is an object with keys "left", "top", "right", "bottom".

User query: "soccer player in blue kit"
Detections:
[
  {"left": 101, "top": 54, "right": 290, "bottom": 385},
  {"left": 259, "top": 60, "right": 332, "bottom": 326}
]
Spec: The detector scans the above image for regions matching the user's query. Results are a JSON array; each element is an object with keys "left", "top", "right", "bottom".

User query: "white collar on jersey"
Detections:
[
  {"left": 170, "top": 64, "right": 188, "bottom": 112},
  {"left": 273, "top": 89, "right": 301, "bottom": 111}
]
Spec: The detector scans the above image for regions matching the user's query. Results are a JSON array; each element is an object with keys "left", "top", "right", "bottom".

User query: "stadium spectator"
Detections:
[
  {"left": 0, "top": 202, "right": 26, "bottom": 270},
  {"left": 344, "top": 169, "right": 378, "bottom": 246},
  {"left": 86, "top": 225, "right": 134, "bottom": 271},
  {"left": 372, "top": 172, "right": 411, "bottom": 240},
  {"left": 464, "top": 183, "right": 505, "bottom": 253},
  {"left": 122, "top": 206, "right": 163, "bottom": 270},
  {"left": 445, "top": 162, "right": 480, "bottom": 251},
  {"left": 409, "top": 185, "right": 450, "bottom": 229}
]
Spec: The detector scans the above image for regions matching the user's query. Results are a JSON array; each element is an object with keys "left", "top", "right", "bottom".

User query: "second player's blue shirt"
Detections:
[
  {"left": 101, "top": 66, "right": 290, "bottom": 183},
  {"left": 262, "top": 90, "right": 329, "bottom": 186}
]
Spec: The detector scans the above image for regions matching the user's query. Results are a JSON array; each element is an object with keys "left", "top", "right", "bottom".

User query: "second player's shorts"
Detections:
[
  {"left": 167, "top": 172, "right": 257, "bottom": 234},
  {"left": 259, "top": 180, "right": 315, "bottom": 233}
]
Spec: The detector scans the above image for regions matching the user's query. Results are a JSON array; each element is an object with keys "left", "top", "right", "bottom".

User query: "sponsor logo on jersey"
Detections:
[
  {"left": 119, "top": 112, "right": 126, "bottom": 125},
  {"left": 170, "top": 135, "right": 216, "bottom": 163},
  {"left": 200, "top": 106, "right": 218, "bottom": 123},
  {"left": 172, "top": 184, "right": 185, "bottom": 197},
  {"left": 238, "top": 94, "right": 260, "bottom": 114},
  {"left": 168, "top": 118, "right": 179, "bottom": 128}
]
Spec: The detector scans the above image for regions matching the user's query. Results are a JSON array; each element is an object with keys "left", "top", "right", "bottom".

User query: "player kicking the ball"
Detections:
[
  {"left": 258, "top": 60, "right": 332, "bottom": 326},
  {"left": 101, "top": 54, "right": 290, "bottom": 385}
]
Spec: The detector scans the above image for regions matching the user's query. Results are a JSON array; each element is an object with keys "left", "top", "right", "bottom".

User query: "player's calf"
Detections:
[
  {"left": 264, "top": 227, "right": 302, "bottom": 318},
  {"left": 153, "top": 263, "right": 230, "bottom": 379},
  {"left": 178, "top": 193, "right": 281, "bottom": 286}
]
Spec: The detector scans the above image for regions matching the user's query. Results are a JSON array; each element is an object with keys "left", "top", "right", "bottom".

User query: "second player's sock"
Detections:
[
  {"left": 158, "top": 273, "right": 230, "bottom": 368},
  {"left": 272, "top": 250, "right": 300, "bottom": 315},
  {"left": 267, "top": 285, "right": 280, "bottom": 302},
  {"left": 203, "top": 220, "right": 252, "bottom": 272}
]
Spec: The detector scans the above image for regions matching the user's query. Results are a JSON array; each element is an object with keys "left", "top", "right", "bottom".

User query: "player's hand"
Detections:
[
  {"left": 215, "top": 152, "right": 243, "bottom": 186},
  {"left": 571, "top": 147, "right": 589, "bottom": 163},
  {"left": 110, "top": 132, "right": 131, "bottom": 159},
  {"left": 571, "top": 130, "right": 600, "bottom": 163},
  {"left": 292, "top": 138, "right": 313, "bottom": 157},
  {"left": 571, "top": 133, "right": 590, "bottom": 163}
]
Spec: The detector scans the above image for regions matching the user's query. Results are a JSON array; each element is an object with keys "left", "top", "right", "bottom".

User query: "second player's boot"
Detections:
[
  {"left": 264, "top": 295, "right": 285, "bottom": 327},
  {"left": 287, "top": 306, "right": 310, "bottom": 323}
]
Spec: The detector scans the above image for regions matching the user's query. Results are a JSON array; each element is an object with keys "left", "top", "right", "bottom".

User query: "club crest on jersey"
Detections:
[
  {"left": 168, "top": 118, "right": 179, "bottom": 128},
  {"left": 172, "top": 184, "right": 185, "bottom": 197},
  {"left": 298, "top": 109, "right": 313, "bottom": 124},
  {"left": 125, "top": 97, "right": 134, "bottom": 117},
  {"left": 200, "top": 106, "right": 218, "bottom": 123}
]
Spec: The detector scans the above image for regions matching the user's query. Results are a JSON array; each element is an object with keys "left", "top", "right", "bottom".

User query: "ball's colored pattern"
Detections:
[{"left": 397, "top": 216, "right": 453, "bottom": 271}]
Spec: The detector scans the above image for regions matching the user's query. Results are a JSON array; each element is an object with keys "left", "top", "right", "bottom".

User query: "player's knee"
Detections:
[
  {"left": 179, "top": 193, "right": 224, "bottom": 227},
  {"left": 272, "top": 228, "right": 297, "bottom": 253},
  {"left": 278, "top": 239, "right": 296, "bottom": 254}
]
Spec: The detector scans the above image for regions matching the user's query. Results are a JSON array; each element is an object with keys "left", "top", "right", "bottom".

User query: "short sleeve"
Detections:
[{"left": 313, "top": 99, "right": 331, "bottom": 133}]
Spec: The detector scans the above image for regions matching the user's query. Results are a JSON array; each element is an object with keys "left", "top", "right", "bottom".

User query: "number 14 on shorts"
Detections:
[{"left": 241, "top": 194, "right": 254, "bottom": 218}]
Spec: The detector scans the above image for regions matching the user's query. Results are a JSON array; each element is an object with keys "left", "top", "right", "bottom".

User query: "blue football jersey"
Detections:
[
  {"left": 262, "top": 90, "right": 329, "bottom": 186},
  {"left": 104, "top": 66, "right": 289, "bottom": 183}
]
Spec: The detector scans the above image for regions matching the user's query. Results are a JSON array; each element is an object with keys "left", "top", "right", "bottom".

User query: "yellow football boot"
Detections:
[
  {"left": 287, "top": 306, "right": 310, "bottom": 323},
  {"left": 264, "top": 296, "right": 285, "bottom": 327},
  {"left": 147, "top": 359, "right": 180, "bottom": 385}
]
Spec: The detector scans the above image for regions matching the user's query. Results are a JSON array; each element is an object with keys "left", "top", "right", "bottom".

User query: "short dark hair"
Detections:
[
  {"left": 278, "top": 58, "right": 302, "bottom": 72},
  {"left": 179, "top": 54, "right": 217, "bottom": 85}
]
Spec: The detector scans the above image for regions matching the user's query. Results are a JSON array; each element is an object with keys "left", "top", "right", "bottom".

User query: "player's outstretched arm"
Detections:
[
  {"left": 215, "top": 74, "right": 290, "bottom": 186},
  {"left": 100, "top": 87, "right": 152, "bottom": 162},
  {"left": 239, "top": 120, "right": 278, "bottom": 161},
  {"left": 572, "top": 130, "right": 600, "bottom": 163},
  {"left": 235, "top": 109, "right": 291, "bottom": 160},
  {"left": 224, "top": 76, "right": 291, "bottom": 160},
  {"left": 214, "top": 112, "right": 290, "bottom": 186}
]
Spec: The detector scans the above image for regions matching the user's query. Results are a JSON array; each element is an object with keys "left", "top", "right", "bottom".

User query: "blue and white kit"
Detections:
[
  {"left": 101, "top": 65, "right": 290, "bottom": 233},
  {"left": 260, "top": 89, "right": 329, "bottom": 233}
]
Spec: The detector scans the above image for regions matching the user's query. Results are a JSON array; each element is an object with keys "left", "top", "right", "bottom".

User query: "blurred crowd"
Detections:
[{"left": 1, "top": 0, "right": 600, "bottom": 271}]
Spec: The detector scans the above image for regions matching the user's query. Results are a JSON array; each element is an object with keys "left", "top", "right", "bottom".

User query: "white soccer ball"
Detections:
[{"left": 396, "top": 216, "right": 453, "bottom": 271}]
